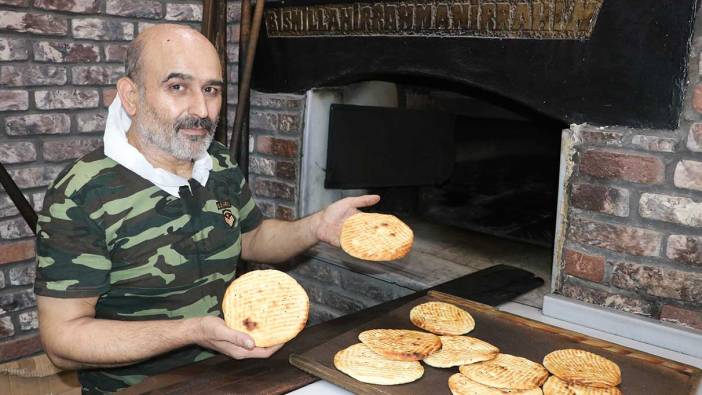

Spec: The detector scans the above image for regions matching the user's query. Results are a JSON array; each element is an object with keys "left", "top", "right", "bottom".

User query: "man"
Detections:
[{"left": 34, "top": 24, "right": 379, "bottom": 393}]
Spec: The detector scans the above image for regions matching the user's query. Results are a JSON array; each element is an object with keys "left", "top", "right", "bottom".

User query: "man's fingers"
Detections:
[
  {"left": 348, "top": 194, "right": 380, "bottom": 208},
  {"left": 214, "top": 324, "right": 255, "bottom": 350},
  {"left": 246, "top": 343, "right": 285, "bottom": 358}
]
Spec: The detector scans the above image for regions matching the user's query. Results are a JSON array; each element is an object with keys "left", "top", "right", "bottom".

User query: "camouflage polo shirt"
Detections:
[{"left": 34, "top": 141, "right": 263, "bottom": 393}]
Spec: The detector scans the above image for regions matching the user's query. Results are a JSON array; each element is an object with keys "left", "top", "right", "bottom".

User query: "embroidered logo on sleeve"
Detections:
[{"left": 222, "top": 209, "right": 235, "bottom": 228}]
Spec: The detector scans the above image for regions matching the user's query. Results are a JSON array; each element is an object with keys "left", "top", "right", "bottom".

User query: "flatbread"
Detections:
[
  {"left": 543, "top": 349, "right": 621, "bottom": 388},
  {"left": 459, "top": 353, "right": 549, "bottom": 390},
  {"left": 222, "top": 269, "right": 309, "bottom": 347},
  {"left": 358, "top": 329, "right": 442, "bottom": 361},
  {"left": 424, "top": 336, "right": 499, "bottom": 368},
  {"left": 340, "top": 212, "right": 413, "bottom": 261},
  {"left": 334, "top": 343, "right": 424, "bottom": 385},
  {"left": 543, "top": 375, "right": 622, "bottom": 395},
  {"left": 410, "top": 301, "right": 476, "bottom": 335},
  {"left": 448, "top": 373, "right": 544, "bottom": 395}
]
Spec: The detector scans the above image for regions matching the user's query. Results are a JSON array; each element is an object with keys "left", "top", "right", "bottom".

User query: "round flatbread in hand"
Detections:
[
  {"left": 424, "top": 336, "right": 499, "bottom": 368},
  {"left": 459, "top": 353, "right": 549, "bottom": 390},
  {"left": 448, "top": 373, "right": 544, "bottom": 395},
  {"left": 222, "top": 269, "right": 309, "bottom": 347},
  {"left": 410, "top": 301, "right": 476, "bottom": 335},
  {"left": 334, "top": 343, "right": 424, "bottom": 385},
  {"left": 358, "top": 329, "right": 442, "bottom": 361},
  {"left": 543, "top": 375, "right": 622, "bottom": 395},
  {"left": 340, "top": 213, "right": 413, "bottom": 261},
  {"left": 543, "top": 349, "right": 621, "bottom": 388}
]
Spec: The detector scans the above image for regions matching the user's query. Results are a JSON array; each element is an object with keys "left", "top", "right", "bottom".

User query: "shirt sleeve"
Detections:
[
  {"left": 236, "top": 174, "right": 263, "bottom": 233},
  {"left": 34, "top": 187, "right": 112, "bottom": 298}
]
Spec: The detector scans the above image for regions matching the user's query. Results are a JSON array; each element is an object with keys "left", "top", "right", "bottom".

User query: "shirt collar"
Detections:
[{"left": 103, "top": 95, "right": 212, "bottom": 197}]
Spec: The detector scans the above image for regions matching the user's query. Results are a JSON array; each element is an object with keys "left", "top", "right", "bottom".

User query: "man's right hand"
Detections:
[{"left": 194, "top": 316, "right": 284, "bottom": 359}]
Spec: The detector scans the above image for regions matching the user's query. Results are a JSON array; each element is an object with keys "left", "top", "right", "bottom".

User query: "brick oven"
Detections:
[
  {"left": 0, "top": 0, "right": 700, "bottom": 369},
  {"left": 243, "top": 0, "right": 702, "bottom": 357}
]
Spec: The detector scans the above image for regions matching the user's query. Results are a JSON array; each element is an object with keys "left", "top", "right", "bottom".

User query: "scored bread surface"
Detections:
[
  {"left": 358, "top": 329, "right": 442, "bottom": 361},
  {"left": 410, "top": 301, "right": 476, "bottom": 335},
  {"left": 543, "top": 349, "right": 621, "bottom": 388},
  {"left": 424, "top": 336, "right": 499, "bottom": 368},
  {"left": 222, "top": 269, "right": 309, "bottom": 348},
  {"left": 459, "top": 353, "right": 549, "bottom": 390},
  {"left": 448, "top": 373, "right": 544, "bottom": 395},
  {"left": 334, "top": 343, "right": 424, "bottom": 385},
  {"left": 542, "top": 375, "right": 622, "bottom": 395},
  {"left": 340, "top": 213, "right": 413, "bottom": 261}
]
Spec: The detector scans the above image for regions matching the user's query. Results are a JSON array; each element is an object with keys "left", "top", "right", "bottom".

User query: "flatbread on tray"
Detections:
[
  {"left": 410, "top": 301, "right": 476, "bottom": 335},
  {"left": 424, "top": 336, "right": 499, "bottom": 368},
  {"left": 543, "top": 349, "right": 621, "bottom": 388},
  {"left": 334, "top": 343, "right": 424, "bottom": 385},
  {"left": 448, "top": 373, "right": 544, "bottom": 395},
  {"left": 543, "top": 375, "right": 622, "bottom": 395},
  {"left": 358, "top": 329, "right": 442, "bottom": 361},
  {"left": 459, "top": 353, "right": 549, "bottom": 390}
]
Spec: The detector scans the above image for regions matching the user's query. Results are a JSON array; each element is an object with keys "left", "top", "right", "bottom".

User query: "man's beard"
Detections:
[{"left": 134, "top": 94, "right": 218, "bottom": 161}]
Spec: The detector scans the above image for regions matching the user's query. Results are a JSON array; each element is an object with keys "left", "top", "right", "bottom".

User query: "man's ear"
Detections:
[{"left": 116, "top": 77, "right": 139, "bottom": 116}]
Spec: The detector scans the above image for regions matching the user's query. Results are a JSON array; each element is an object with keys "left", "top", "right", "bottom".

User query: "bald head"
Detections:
[{"left": 125, "top": 24, "right": 220, "bottom": 85}]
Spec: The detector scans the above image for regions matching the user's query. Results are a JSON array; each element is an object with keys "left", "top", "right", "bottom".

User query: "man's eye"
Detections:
[
  {"left": 170, "top": 84, "right": 183, "bottom": 91},
  {"left": 204, "top": 86, "right": 220, "bottom": 95}
]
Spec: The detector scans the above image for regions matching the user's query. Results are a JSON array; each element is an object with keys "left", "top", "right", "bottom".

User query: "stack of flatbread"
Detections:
[{"left": 542, "top": 349, "right": 622, "bottom": 395}]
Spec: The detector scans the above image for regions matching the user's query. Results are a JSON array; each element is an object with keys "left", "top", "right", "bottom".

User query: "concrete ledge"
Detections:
[{"left": 543, "top": 294, "right": 702, "bottom": 360}]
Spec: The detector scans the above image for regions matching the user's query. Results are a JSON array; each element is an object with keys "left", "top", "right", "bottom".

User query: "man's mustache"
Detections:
[{"left": 174, "top": 116, "right": 217, "bottom": 135}]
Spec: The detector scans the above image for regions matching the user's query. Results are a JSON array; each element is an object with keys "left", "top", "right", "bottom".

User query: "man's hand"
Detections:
[
  {"left": 315, "top": 195, "right": 381, "bottom": 247},
  {"left": 194, "top": 316, "right": 284, "bottom": 359}
]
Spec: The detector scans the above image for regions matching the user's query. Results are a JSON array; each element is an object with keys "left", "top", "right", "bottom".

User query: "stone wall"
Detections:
[{"left": 554, "top": 8, "right": 702, "bottom": 330}]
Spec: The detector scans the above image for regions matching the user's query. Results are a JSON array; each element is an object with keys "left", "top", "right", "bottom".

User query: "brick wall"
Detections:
[{"left": 555, "top": 8, "right": 702, "bottom": 331}]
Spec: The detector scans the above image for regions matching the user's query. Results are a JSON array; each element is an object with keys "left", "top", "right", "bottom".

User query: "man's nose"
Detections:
[{"left": 189, "top": 90, "right": 209, "bottom": 119}]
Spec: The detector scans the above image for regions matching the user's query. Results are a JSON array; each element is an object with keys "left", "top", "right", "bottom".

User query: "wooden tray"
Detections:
[{"left": 290, "top": 291, "right": 702, "bottom": 394}]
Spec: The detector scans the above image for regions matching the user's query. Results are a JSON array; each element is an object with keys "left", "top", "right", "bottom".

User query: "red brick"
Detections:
[
  {"left": 105, "top": 43, "right": 128, "bottom": 62},
  {"left": 250, "top": 111, "right": 278, "bottom": 131},
  {"left": 667, "top": 235, "right": 702, "bottom": 266},
  {"left": 165, "top": 3, "right": 203, "bottom": 21},
  {"left": 560, "top": 282, "right": 654, "bottom": 316},
  {"left": 275, "top": 161, "right": 297, "bottom": 180},
  {"left": 249, "top": 156, "right": 275, "bottom": 176},
  {"left": 75, "top": 110, "right": 106, "bottom": 133},
  {"left": 0, "top": 240, "right": 35, "bottom": 265},
  {"left": 0, "top": 217, "right": 33, "bottom": 240},
  {"left": 35, "top": 89, "right": 99, "bottom": 109},
  {"left": 256, "top": 136, "right": 298, "bottom": 158},
  {"left": 106, "top": 0, "right": 162, "bottom": 19},
  {"left": 226, "top": 43, "right": 239, "bottom": 63},
  {"left": 0, "top": 334, "right": 42, "bottom": 364},
  {"left": 253, "top": 179, "right": 295, "bottom": 200},
  {"left": 693, "top": 84, "right": 702, "bottom": 113},
  {"left": 0, "top": 90, "right": 28, "bottom": 111},
  {"left": 33, "top": 41, "right": 100, "bottom": 63},
  {"left": 227, "top": 24, "right": 240, "bottom": 42},
  {"left": 563, "top": 249, "right": 605, "bottom": 283},
  {"left": 580, "top": 127, "right": 624, "bottom": 146},
  {"left": 631, "top": 135, "right": 678, "bottom": 153},
  {"left": 0, "top": 37, "right": 29, "bottom": 61},
  {"left": 0, "top": 317, "right": 14, "bottom": 339},
  {"left": 227, "top": 2, "right": 241, "bottom": 22},
  {"left": 579, "top": 149, "right": 664, "bottom": 184},
  {"left": 674, "top": 160, "right": 702, "bottom": 192},
  {"left": 72, "top": 65, "right": 124, "bottom": 85},
  {"left": 278, "top": 113, "right": 302, "bottom": 134},
  {"left": 276, "top": 205, "right": 296, "bottom": 221},
  {"left": 639, "top": 193, "right": 702, "bottom": 227},
  {"left": 72, "top": 18, "right": 134, "bottom": 41},
  {"left": 43, "top": 138, "right": 102, "bottom": 162},
  {"left": 660, "top": 305, "right": 702, "bottom": 331},
  {"left": 568, "top": 217, "right": 662, "bottom": 257},
  {"left": 256, "top": 201, "right": 274, "bottom": 218},
  {"left": 0, "top": 11, "right": 67, "bottom": 35},
  {"left": 6, "top": 166, "right": 60, "bottom": 189},
  {"left": 34, "top": 0, "right": 99, "bottom": 13},
  {"left": 571, "top": 183, "right": 629, "bottom": 217},
  {"left": 0, "top": 64, "right": 67, "bottom": 86},
  {"left": 5, "top": 113, "right": 70, "bottom": 135},
  {"left": 611, "top": 262, "right": 702, "bottom": 303},
  {"left": 0, "top": 142, "right": 36, "bottom": 164},
  {"left": 102, "top": 87, "right": 117, "bottom": 107},
  {"left": 250, "top": 92, "right": 304, "bottom": 110}
]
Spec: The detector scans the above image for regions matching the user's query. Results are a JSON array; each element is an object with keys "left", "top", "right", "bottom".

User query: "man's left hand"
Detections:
[{"left": 315, "top": 195, "right": 381, "bottom": 247}]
